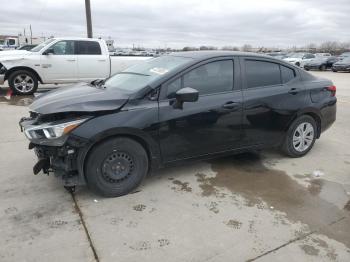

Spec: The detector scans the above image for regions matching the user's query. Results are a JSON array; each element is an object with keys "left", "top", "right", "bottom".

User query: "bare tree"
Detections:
[
  {"left": 241, "top": 44, "right": 252, "bottom": 52},
  {"left": 221, "top": 46, "right": 239, "bottom": 51}
]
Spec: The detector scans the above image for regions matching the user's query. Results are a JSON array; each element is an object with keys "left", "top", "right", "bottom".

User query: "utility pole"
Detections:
[
  {"left": 29, "top": 24, "right": 33, "bottom": 44},
  {"left": 85, "top": 0, "right": 93, "bottom": 38}
]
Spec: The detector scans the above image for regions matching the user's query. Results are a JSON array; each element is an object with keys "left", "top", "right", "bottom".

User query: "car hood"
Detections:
[
  {"left": 29, "top": 82, "right": 130, "bottom": 115},
  {"left": 284, "top": 57, "right": 301, "bottom": 62},
  {"left": 333, "top": 61, "right": 350, "bottom": 66},
  {"left": 0, "top": 50, "right": 30, "bottom": 57}
]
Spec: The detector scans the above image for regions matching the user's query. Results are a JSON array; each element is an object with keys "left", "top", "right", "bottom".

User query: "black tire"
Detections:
[
  {"left": 304, "top": 67, "right": 310, "bottom": 71},
  {"left": 85, "top": 137, "right": 148, "bottom": 197},
  {"left": 295, "top": 62, "right": 300, "bottom": 67},
  {"left": 320, "top": 65, "right": 326, "bottom": 71},
  {"left": 8, "top": 70, "right": 38, "bottom": 95},
  {"left": 332, "top": 69, "right": 337, "bottom": 72},
  {"left": 281, "top": 115, "right": 317, "bottom": 158}
]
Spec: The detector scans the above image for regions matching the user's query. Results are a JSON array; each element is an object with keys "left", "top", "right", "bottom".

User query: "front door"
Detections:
[
  {"left": 158, "top": 58, "right": 243, "bottom": 163},
  {"left": 39, "top": 40, "right": 77, "bottom": 83}
]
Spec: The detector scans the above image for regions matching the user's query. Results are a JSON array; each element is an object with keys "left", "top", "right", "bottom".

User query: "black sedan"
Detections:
[
  {"left": 304, "top": 56, "right": 338, "bottom": 71},
  {"left": 332, "top": 57, "right": 350, "bottom": 72},
  {"left": 19, "top": 51, "right": 337, "bottom": 197},
  {"left": 17, "top": 44, "right": 37, "bottom": 51}
]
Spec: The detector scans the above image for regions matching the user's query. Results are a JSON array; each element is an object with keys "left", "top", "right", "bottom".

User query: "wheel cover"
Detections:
[
  {"left": 101, "top": 151, "right": 134, "bottom": 183},
  {"left": 292, "top": 122, "right": 314, "bottom": 152},
  {"left": 13, "top": 74, "right": 34, "bottom": 93}
]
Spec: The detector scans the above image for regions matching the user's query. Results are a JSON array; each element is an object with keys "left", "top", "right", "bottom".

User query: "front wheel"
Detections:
[
  {"left": 8, "top": 70, "right": 38, "bottom": 95},
  {"left": 85, "top": 137, "right": 148, "bottom": 197},
  {"left": 281, "top": 115, "right": 317, "bottom": 157}
]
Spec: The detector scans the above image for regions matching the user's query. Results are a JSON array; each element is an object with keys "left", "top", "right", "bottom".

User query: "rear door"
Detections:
[
  {"left": 76, "top": 40, "right": 110, "bottom": 81},
  {"left": 158, "top": 57, "right": 243, "bottom": 162},
  {"left": 39, "top": 40, "right": 77, "bottom": 82},
  {"left": 240, "top": 57, "right": 306, "bottom": 146}
]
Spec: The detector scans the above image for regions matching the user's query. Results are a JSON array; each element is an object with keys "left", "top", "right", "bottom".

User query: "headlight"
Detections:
[{"left": 24, "top": 118, "right": 88, "bottom": 140}]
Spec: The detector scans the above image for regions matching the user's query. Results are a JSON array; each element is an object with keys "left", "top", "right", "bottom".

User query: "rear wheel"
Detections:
[
  {"left": 85, "top": 137, "right": 148, "bottom": 197},
  {"left": 282, "top": 115, "right": 317, "bottom": 157},
  {"left": 8, "top": 70, "right": 38, "bottom": 95}
]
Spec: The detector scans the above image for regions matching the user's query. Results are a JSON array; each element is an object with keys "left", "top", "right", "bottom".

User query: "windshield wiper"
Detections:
[{"left": 118, "top": 72, "right": 150, "bottom": 76}]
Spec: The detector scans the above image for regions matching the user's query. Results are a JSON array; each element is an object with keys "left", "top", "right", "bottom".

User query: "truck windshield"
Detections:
[
  {"left": 103, "top": 56, "right": 193, "bottom": 92},
  {"left": 31, "top": 39, "right": 56, "bottom": 52}
]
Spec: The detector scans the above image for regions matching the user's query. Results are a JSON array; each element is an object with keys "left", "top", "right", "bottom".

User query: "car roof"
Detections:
[
  {"left": 168, "top": 51, "right": 273, "bottom": 60},
  {"left": 53, "top": 37, "right": 104, "bottom": 42}
]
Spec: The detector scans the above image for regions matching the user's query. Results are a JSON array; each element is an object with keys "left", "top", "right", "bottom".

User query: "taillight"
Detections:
[{"left": 327, "top": 85, "right": 336, "bottom": 96}]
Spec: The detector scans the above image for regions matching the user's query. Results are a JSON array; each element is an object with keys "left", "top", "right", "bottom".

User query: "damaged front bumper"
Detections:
[{"left": 19, "top": 116, "right": 90, "bottom": 187}]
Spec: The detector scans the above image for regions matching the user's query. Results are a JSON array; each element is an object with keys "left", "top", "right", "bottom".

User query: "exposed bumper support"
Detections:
[
  {"left": 0, "top": 74, "right": 5, "bottom": 85},
  {"left": 29, "top": 135, "right": 89, "bottom": 187}
]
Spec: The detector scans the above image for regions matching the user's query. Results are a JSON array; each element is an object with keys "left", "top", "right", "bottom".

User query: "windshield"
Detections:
[
  {"left": 31, "top": 39, "right": 55, "bottom": 52},
  {"left": 103, "top": 56, "right": 193, "bottom": 92}
]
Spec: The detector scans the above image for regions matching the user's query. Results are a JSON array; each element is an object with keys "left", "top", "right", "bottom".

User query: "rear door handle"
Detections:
[
  {"left": 288, "top": 88, "right": 300, "bottom": 95},
  {"left": 222, "top": 101, "right": 239, "bottom": 110},
  {"left": 98, "top": 59, "right": 106, "bottom": 62}
]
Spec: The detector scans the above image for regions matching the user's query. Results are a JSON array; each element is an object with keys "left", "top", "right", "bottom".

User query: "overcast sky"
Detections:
[{"left": 0, "top": 0, "right": 349, "bottom": 48}]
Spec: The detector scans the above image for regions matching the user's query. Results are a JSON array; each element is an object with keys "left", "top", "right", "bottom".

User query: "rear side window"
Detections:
[
  {"left": 281, "top": 65, "right": 295, "bottom": 83},
  {"left": 183, "top": 60, "right": 233, "bottom": 95},
  {"left": 76, "top": 41, "right": 101, "bottom": 55},
  {"left": 245, "top": 60, "right": 281, "bottom": 88}
]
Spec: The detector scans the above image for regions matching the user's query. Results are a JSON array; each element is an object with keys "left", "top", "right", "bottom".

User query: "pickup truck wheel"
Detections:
[
  {"left": 281, "top": 115, "right": 317, "bottom": 157},
  {"left": 8, "top": 70, "right": 38, "bottom": 95},
  {"left": 85, "top": 137, "right": 148, "bottom": 197}
]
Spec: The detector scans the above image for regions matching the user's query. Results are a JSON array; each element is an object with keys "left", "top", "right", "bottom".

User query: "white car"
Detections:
[
  {"left": 315, "top": 53, "right": 332, "bottom": 57},
  {"left": 283, "top": 53, "right": 316, "bottom": 67},
  {"left": 0, "top": 37, "right": 150, "bottom": 94}
]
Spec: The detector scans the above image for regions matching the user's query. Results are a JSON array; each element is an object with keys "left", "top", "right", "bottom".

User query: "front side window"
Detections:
[
  {"left": 183, "top": 60, "right": 233, "bottom": 96},
  {"left": 32, "top": 38, "right": 55, "bottom": 52},
  {"left": 245, "top": 60, "right": 281, "bottom": 88},
  {"left": 8, "top": 39, "right": 16, "bottom": 45},
  {"left": 50, "top": 41, "right": 75, "bottom": 55},
  {"left": 166, "top": 78, "right": 182, "bottom": 98},
  {"left": 77, "top": 41, "right": 101, "bottom": 55}
]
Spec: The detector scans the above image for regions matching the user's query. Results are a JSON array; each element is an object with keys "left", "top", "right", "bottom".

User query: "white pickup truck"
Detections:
[{"left": 0, "top": 37, "right": 150, "bottom": 94}]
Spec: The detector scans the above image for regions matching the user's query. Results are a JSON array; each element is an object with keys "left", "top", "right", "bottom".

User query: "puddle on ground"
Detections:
[
  {"left": 195, "top": 153, "right": 350, "bottom": 248},
  {"left": 0, "top": 94, "right": 34, "bottom": 106}
]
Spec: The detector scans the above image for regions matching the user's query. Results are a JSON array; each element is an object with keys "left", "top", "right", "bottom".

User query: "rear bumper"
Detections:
[
  {"left": 320, "top": 98, "right": 337, "bottom": 134},
  {"left": 332, "top": 66, "right": 350, "bottom": 71},
  {"left": 304, "top": 65, "right": 321, "bottom": 70}
]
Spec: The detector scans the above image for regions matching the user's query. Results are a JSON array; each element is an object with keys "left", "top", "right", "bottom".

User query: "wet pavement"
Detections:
[{"left": 0, "top": 72, "right": 350, "bottom": 262}]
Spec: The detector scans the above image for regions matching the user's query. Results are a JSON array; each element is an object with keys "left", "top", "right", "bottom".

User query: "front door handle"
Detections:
[
  {"left": 288, "top": 88, "right": 300, "bottom": 95},
  {"left": 66, "top": 59, "right": 76, "bottom": 62},
  {"left": 222, "top": 101, "right": 239, "bottom": 110}
]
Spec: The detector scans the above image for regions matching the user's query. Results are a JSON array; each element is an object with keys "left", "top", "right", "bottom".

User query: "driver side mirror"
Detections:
[
  {"left": 43, "top": 48, "right": 54, "bottom": 55},
  {"left": 173, "top": 87, "right": 199, "bottom": 109}
]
